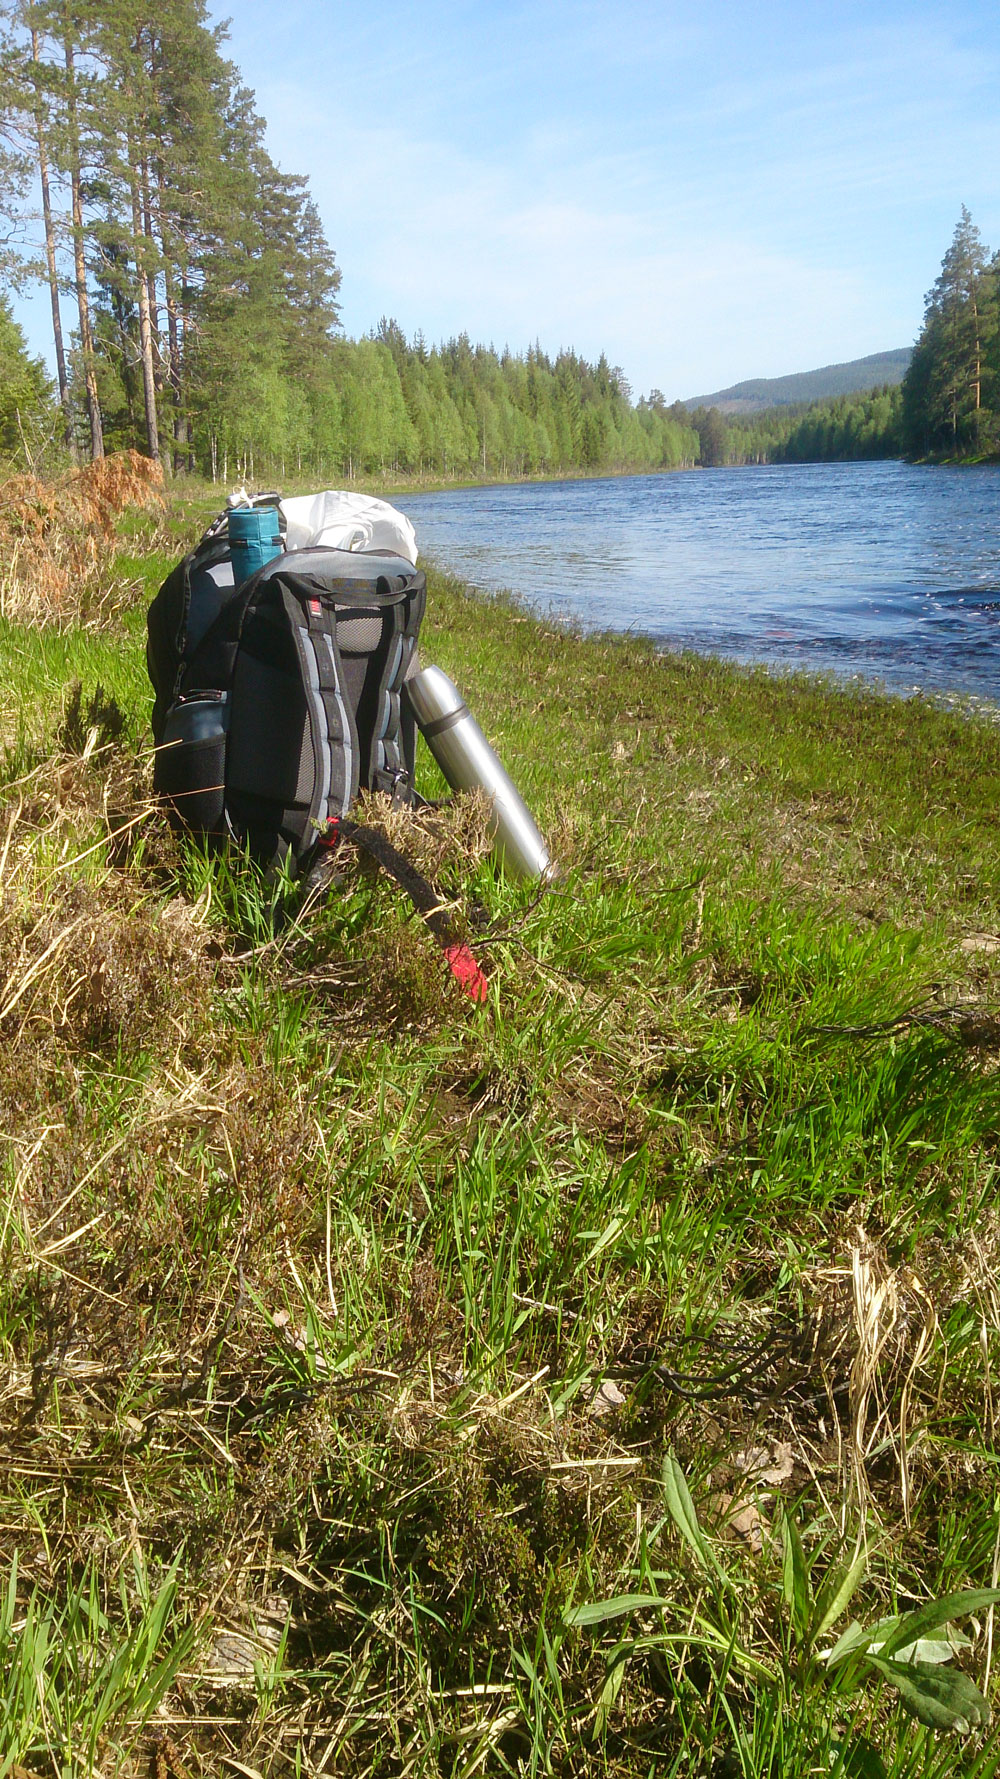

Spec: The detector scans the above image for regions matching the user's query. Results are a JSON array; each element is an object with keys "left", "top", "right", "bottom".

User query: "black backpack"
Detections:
[{"left": 147, "top": 509, "right": 426, "bottom": 873}]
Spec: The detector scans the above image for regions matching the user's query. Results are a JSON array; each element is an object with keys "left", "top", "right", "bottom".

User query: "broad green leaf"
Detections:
[
  {"left": 564, "top": 1593, "right": 664, "bottom": 1628},
  {"left": 867, "top": 1655, "right": 992, "bottom": 1733},
  {"left": 822, "top": 1618, "right": 872, "bottom": 1668},
  {"left": 662, "top": 1452, "right": 733, "bottom": 1592},
  {"left": 874, "top": 1629, "right": 972, "bottom": 1666},
  {"left": 814, "top": 1551, "right": 868, "bottom": 1640},
  {"left": 781, "top": 1511, "right": 811, "bottom": 1639},
  {"left": 826, "top": 1611, "right": 978, "bottom": 1670},
  {"left": 878, "top": 1589, "right": 1000, "bottom": 1660}
]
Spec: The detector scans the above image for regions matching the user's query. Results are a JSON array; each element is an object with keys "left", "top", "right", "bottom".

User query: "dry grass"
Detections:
[{"left": 0, "top": 450, "right": 165, "bottom": 627}]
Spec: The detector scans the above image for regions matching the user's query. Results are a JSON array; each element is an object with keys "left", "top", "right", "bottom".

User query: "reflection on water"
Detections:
[{"left": 404, "top": 461, "right": 1000, "bottom": 700}]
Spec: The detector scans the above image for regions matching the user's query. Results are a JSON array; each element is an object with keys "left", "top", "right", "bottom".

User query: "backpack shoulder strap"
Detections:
[
  {"left": 276, "top": 580, "right": 360, "bottom": 836},
  {"left": 360, "top": 569, "right": 427, "bottom": 796}
]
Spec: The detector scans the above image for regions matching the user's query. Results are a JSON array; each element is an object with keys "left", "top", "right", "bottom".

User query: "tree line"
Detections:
[
  {"left": 0, "top": 6, "right": 991, "bottom": 484},
  {"left": 685, "top": 207, "right": 1000, "bottom": 469},
  {"left": 686, "top": 385, "right": 904, "bottom": 468},
  {"left": 0, "top": 0, "right": 698, "bottom": 481}
]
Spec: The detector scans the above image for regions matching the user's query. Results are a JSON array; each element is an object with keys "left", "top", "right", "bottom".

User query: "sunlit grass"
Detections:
[{"left": 1, "top": 504, "right": 1000, "bottom": 1773}]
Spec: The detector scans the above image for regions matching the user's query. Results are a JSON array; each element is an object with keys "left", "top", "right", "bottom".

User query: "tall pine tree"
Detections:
[{"left": 903, "top": 206, "right": 997, "bottom": 456}]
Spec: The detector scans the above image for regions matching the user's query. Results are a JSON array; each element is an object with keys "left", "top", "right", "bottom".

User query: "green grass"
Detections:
[{"left": 2, "top": 503, "right": 1000, "bottom": 1774}]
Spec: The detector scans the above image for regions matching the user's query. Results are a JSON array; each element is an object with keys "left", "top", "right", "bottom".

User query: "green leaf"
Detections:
[
  {"left": 822, "top": 1618, "right": 872, "bottom": 1668},
  {"left": 781, "top": 1510, "right": 811, "bottom": 1640},
  {"left": 814, "top": 1551, "right": 868, "bottom": 1641},
  {"left": 877, "top": 1629, "right": 972, "bottom": 1666},
  {"left": 564, "top": 1593, "right": 665, "bottom": 1628},
  {"left": 878, "top": 1589, "right": 1000, "bottom": 1660},
  {"left": 572, "top": 1216, "right": 623, "bottom": 1275},
  {"left": 826, "top": 1605, "right": 981, "bottom": 1672},
  {"left": 866, "top": 1655, "right": 992, "bottom": 1734},
  {"left": 661, "top": 1452, "right": 732, "bottom": 1592},
  {"left": 593, "top": 1641, "right": 630, "bottom": 1738}
]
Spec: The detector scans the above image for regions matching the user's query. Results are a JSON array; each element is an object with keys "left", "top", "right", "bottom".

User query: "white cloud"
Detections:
[{"left": 256, "top": 83, "right": 894, "bottom": 394}]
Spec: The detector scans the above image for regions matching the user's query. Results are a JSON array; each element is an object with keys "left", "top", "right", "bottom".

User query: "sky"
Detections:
[{"left": 14, "top": 0, "right": 1000, "bottom": 400}]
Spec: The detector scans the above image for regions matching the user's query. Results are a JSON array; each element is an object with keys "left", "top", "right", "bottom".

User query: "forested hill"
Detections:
[
  {"left": 685, "top": 349, "right": 912, "bottom": 414},
  {"left": 693, "top": 209, "right": 1000, "bottom": 465}
]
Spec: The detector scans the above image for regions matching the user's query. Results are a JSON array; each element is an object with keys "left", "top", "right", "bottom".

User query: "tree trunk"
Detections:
[
  {"left": 32, "top": 30, "right": 74, "bottom": 457},
  {"left": 141, "top": 155, "right": 162, "bottom": 394},
  {"left": 181, "top": 269, "right": 195, "bottom": 470},
  {"left": 127, "top": 135, "right": 159, "bottom": 460},
  {"left": 160, "top": 159, "right": 188, "bottom": 472},
  {"left": 64, "top": 42, "right": 103, "bottom": 460},
  {"left": 162, "top": 260, "right": 184, "bottom": 472}
]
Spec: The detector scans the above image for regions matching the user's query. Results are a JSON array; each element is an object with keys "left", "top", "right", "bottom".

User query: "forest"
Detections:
[
  {"left": 0, "top": 0, "right": 698, "bottom": 481},
  {"left": 688, "top": 384, "right": 904, "bottom": 467},
  {"left": 0, "top": 0, "right": 994, "bottom": 479},
  {"left": 687, "top": 207, "right": 1000, "bottom": 468}
]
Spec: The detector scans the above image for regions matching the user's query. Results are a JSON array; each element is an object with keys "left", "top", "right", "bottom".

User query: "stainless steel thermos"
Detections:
[{"left": 404, "top": 665, "right": 554, "bottom": 881}]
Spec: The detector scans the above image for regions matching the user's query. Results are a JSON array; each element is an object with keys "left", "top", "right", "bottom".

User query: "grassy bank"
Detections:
[
  {"left": 3, "top": 503, "right": 1000, "bottom": 1777},
  {"left": 162, "top": 462, "right": 697, "bottom": 512}
]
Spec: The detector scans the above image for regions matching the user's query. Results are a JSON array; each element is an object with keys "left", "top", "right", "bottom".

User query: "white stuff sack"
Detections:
[{"left": 278, "top": 490, "right": 418, "bottom": 566}]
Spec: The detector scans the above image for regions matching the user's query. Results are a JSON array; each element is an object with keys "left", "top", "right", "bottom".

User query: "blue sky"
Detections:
[{"left": 15, "top": 0, "right": 1000, "bottom": 398}]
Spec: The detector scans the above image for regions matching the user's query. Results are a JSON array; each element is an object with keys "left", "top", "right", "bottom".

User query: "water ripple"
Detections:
[{"left": 405, "top": 461, "right": 1000, "bottom": 700}]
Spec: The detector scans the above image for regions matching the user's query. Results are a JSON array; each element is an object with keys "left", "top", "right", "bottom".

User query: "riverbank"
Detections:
[
  {"left": 112, "top": 447, "right": 1000, "bottom": 538},
  {"left": 2, "top": 505, "right": 1000, "bottom": 1776},
  {"left": 164, "top": 458, "right": 700, "bottom": 510}
]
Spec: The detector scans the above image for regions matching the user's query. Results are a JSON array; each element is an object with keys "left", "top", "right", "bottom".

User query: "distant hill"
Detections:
[{"left": 684, "top": 348, "right": 912, "bottom": 415}]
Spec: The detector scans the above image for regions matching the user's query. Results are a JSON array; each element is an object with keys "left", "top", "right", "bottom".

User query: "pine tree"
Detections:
[
  {"left": 905, "top": 206, "right": 997, "bottom": 455},
  {"left": 58, "top": 8, "right": 104, "bottom": 459},
  {"left": 0, "top": 5, "right": 32, "bottom": 276},
  {"left": 24, "top": 23, "right": 72, "bottom": 449},
  {"left": 89, "top": 2, "right": 171, "bottom": 461},
  {"left": 0, "top": 291, "right": 52, "bottom": 455}
]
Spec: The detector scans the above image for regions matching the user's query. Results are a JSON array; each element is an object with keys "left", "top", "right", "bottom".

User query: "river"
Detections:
[{"left": 403, "top": 461, "right": 1000, "bottom": 703}]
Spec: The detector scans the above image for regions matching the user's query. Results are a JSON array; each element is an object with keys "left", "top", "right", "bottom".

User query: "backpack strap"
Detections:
[
  {"left": 303, "top": 817, "right": 489, "bottom": 1004},
  {"left": 278, "top": 583, "right": 360, "bottom": 835},
  {"left": 170, "top": 538, "right": 233, "bottom": 697},
  {"left": 370, "top": 601, "right": 408, "bottom": 797},
  {"left": 147, "top": 534, "right": 232, "bottom": 739}
]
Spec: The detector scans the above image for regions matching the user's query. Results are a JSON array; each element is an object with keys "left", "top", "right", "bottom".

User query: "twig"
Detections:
[{"left": 802, "top": 1002, "right": 1000, "bottom": 1046}]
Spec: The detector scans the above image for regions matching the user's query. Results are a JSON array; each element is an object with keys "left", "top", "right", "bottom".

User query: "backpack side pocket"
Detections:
[{"left": 154, "top": 692, "right": 229, "bottom": 837}]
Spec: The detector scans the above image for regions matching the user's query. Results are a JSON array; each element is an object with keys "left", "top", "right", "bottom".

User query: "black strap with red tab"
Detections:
[{"left": 307, "top": 817, "right": 489, "bottom": 1004}]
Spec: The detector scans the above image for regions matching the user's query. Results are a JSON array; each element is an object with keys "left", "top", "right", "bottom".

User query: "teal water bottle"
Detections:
[{"left": 228, "top": 505, "right": 282, "bottom": 587}]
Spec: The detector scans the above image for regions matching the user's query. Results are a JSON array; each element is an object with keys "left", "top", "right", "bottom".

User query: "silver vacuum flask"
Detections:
[{"left": 405, "top": 665, "right": 553, "bottom": 881}]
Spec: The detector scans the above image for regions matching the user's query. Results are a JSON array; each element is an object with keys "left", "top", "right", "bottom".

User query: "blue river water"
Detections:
[{"left": 403, "top": 461, "right": 1000, "bottom": 703}]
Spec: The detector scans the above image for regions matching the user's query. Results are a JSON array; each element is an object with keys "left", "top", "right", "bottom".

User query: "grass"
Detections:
[{"left": 2, "top": 494, "right": 1000, "bottom": 1775}]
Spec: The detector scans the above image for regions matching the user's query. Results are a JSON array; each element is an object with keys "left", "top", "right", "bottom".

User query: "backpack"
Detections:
[{"left": 147, "top": 506, "right": 426, "bottom": 874}]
